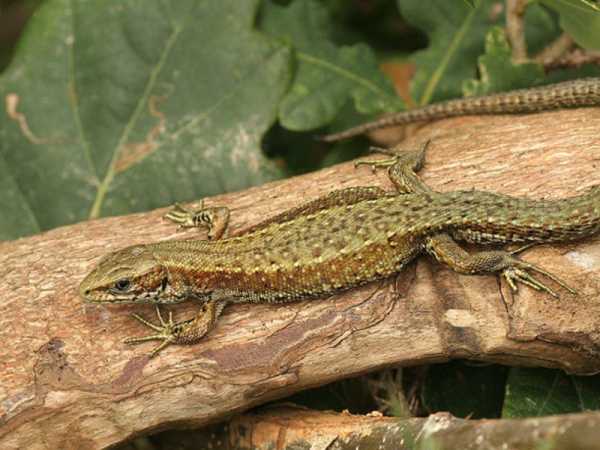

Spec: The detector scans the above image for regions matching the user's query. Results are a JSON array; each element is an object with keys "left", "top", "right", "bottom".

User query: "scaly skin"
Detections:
[
  {"left": 79, "top": 144, "right": 600, "bottom": 357},
  {"left": 320, "top": 78, "right": 600, "bottom": 142}
]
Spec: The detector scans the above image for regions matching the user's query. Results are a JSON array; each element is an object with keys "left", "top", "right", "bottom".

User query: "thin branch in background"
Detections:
[
  {"left": 535, "top": 33, "right": 575, "bottom": 65},
  {"left": 542, "top": 48, "right": 600, "bottom": 71},
  {"left": 505, "top": 0, "right": 528, "bottom": 62}
]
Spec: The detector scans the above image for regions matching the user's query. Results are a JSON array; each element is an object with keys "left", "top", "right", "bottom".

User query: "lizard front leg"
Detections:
[
  {"left": 355, "top": 140, "right": 433, "bottom": 195},
  {"left": 164, "top": 187, "right": 393, "bottom": 237},
  {"left": 164, "top": 201, "right": 230, "bottom": 239},
  {"left": 114, "top": 202, "right": 231, "bottom": 357},
  {"left": 124, "top": 299, "right": 228, "bottom": 357}
]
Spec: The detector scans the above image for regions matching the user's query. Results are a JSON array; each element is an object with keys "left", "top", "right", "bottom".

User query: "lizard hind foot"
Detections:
[{"left": 501, "top": 257, "right": 578, "bottom": 299}]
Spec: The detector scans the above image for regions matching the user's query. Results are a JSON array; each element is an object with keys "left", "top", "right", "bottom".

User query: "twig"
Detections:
[
  {"left": 505, "top": 0, "right": 528, "bottom": 62},
  {"left": 535, "top": 33, "right": 575, "bottom": 66}
]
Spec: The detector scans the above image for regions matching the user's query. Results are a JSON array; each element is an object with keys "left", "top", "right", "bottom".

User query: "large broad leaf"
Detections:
[
  {"left": 523, "top": 2, "right": 563, "bottom": 54},
  {"left": 0, "top": 159, "right": 40, "bottom": 240},
  {"left": 398, "top": 0, "right": 503, "bottom": 105},
  {"left": 539, "top": 0, "right": 600, "bottom": 51},
  {"left": 0, "top": 0, "right": 291, "bottom": 240},
  {"left": 503, "top": 368, "right": 600, "bottom": 417},
  {"left": 259, "top": 0, "right": 402, "bottom": 131}
]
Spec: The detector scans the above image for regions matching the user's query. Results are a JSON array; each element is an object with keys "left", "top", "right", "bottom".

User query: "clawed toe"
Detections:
[
  {"left": 164, "top": 201, "right": 205, "bottom": 229},
  {"left": 502, "top": 258, "right": 577, "bottom": 299},
  {"left": 354, "top": 156, "right": 399, "bottom": 172},
  {"left": 163, "top": 201, "right": 230, "bottom": 239}
]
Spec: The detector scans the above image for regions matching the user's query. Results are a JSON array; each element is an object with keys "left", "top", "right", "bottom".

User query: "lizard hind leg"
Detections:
[{"left": 426, "top": 233, "right": 576, "bottom": 299}]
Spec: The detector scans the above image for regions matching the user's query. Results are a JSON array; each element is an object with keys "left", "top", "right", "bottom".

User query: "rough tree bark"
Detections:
[
  {"left": 158, "top": 405, "right": 600, "bottom": 450},
  {"left": 1, "top": 108, "right": 599, "bottom": 449}
]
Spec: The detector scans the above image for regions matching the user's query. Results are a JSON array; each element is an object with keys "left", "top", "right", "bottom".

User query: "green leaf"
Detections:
[
  {"left": 503, "top": 368, "right": 600, "bottom": 417},
  {"left": 259, "top": 0, "right": 402, "bottom": 131},
  {"left": 0, "top": 0, "right": 291, "bottom": 240},
  {"left": 463, "top": 27, "right": 545, "bottom": 96},
  {"left": 398, "top": 0, "right": 503, "bottom": 105},
  {"left": 523, "top": 2, "right": 563, "bottom": 55},
  {"left": 539, "top": 0, "right": 600, "bottom": 50},
  {"left": 422, "top": 362, "right": 508, "bottom": 419},
  {"left": 0, "top": 155, "right": 40, "bottom": 239}
]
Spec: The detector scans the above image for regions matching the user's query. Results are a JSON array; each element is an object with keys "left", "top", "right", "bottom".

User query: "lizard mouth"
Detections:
[
  {"left": 79, "top": 286, "right": 137, "bottom": 304},
  {"left": 83, "top": 294, "right": 185, "bottom": 305},
  {"left": 82, "top": 293, "right": 139, "bottom": 304},
  {"left": 80, "top": 280, "right": 184, "bottom": 305}
]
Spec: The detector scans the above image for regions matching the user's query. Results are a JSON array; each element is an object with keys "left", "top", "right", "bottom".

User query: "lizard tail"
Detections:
[{"left": 320, "top": 77, "right": 600, "bottom": 142}]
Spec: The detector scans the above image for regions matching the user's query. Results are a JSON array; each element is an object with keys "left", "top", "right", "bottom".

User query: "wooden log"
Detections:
[
  {"left": 1, "top": 107, "right": 599, "bottom": 449},
  {"left": 157, "top": 405, "right": 600, "bottom": 450}
]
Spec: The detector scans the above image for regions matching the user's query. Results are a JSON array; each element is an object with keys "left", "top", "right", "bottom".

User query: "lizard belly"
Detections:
[{"left": 224, "top": 233, "right": 425, "bottom": 303}]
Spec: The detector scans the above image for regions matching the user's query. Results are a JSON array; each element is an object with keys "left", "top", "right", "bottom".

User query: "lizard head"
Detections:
[{"left": 79, "top": 245, "right": 171, "bottom": 304}]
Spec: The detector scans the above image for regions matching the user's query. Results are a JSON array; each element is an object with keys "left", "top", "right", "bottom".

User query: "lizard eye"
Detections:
[{"left": 113, "top": 278, "right": 131, "bottom": 292}]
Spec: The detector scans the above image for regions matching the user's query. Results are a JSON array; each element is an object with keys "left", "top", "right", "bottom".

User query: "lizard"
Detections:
[
  {"left": 320, "top": 77, "right": 600, "bottom": 142},
  {"left": 79, "top": 140, "right": 600, "bottom": 357}
]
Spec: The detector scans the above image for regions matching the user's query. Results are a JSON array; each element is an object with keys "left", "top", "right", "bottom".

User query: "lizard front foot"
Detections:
[
  {"left": 124, "top": 303, "right": 218, "bottom": 357},
  {"left": 354, "top": 140, "right": 430, "bottom": 173},
  {"left": 354, "top": 154, "right": 399, "bottom": 172},
  {"left": 164, "top": 201, "right": 230, "bottom": 239},
  {"left": 124, "top": 306, "right": 182, "bottom": 357},
  {"left": 354, "top": 145, "right": 401, "bottom": 171}
]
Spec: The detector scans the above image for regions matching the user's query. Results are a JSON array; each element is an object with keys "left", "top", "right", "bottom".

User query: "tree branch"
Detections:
[
  {"left": 1, "top": 108, "right": 600, "bottom": 449},
  {"left": 505, "top": 0, "right": 528, "bottom": 62},
  {"left": 541, "top": 48, "right": 600, "bottom": 72},
  {"left": 535, "top": 33, "right": 574, "bottom": 66}
]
